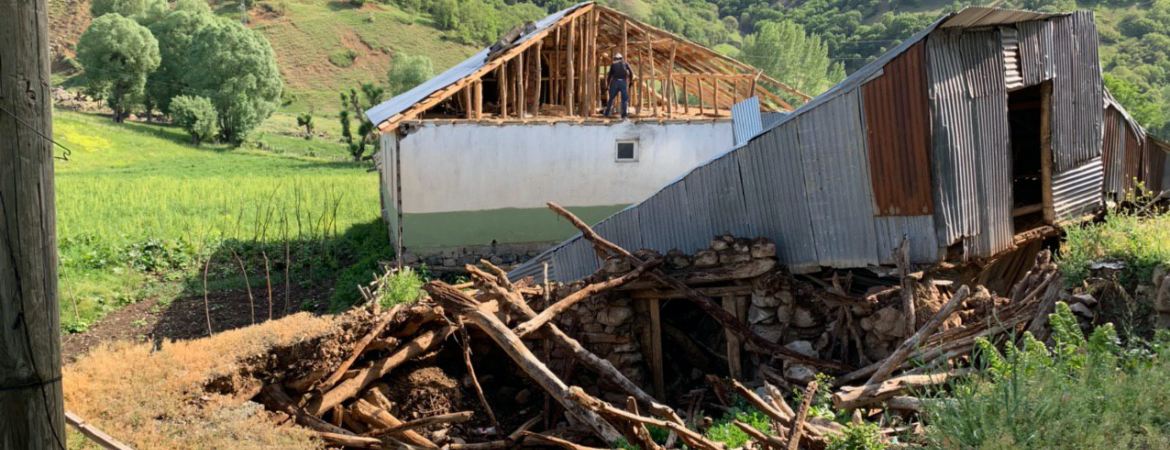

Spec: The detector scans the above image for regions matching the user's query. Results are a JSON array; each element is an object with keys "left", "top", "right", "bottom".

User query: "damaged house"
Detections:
[
  {"left": 364, "top": 2, "right": 806, "bottom": 268},
  {"left": 513, "top": 7, "right": 1170, "bottom": 283}
]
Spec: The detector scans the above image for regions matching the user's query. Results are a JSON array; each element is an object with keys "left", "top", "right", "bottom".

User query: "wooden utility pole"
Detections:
[{"left": 1, "top": 0, "right": 66, "bottom": 448}]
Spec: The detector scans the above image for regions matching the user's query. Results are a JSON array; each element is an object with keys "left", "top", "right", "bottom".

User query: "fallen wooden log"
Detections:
[
  {"left": 547, "top": 202, "right": 852, "bottom": 373},
  {"left": 734, "top": 419, "right": 787, "bottom": 449},
  {"left": 257, "top": 384, "right": 352, "bottom": 436},
  {"left": 321, "top": 305, "right": 405, "bottom": 391},
  {"left": 350, "top": 399, "right": 439, "bottom": 449},
  {"left": 786, "top": 381, "right": 818, "bottom": 450},
  {"left": 884, "top": 396, "right": 923, "bottom": 413},
  {"left": 519, "top": 432, "right": 611, "bottom": 450},
  {"left": 512, "top": 258, "right": 659, "bottom": 337},
  {"left": 833, "top": 369, "right": 970, "bottom": 411},
  {"left": 626, "top": 397, "right": 663, "bottom": 450},
  {"left": 365, "top": 411, "right": 473, "bottom": 437},
  {"left": 467, "top": 265, "right": 659, "bottom": 406},
  {"left": 308, "top": 325, "right": 451, "bottom": 416},
  {"left": 423, "top": 281, "right": 623, "bottom": 443},
  {"left": 567, "top": 386, "right": 725, "bottom": 450},
  {"left": 313, "top": 430, "right": 386, "bottom": 449},
  {"left": 865, "top": 286, "right": 971, "bottom": 385}
]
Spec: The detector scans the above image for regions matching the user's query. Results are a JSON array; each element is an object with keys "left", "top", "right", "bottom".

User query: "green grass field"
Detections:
[{"left": 53, "top": 110, "right": 383, "bottom": 331}]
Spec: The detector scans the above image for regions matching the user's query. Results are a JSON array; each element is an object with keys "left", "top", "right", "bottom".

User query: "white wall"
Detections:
[{"left": 394, "top": 121, "right": 735, "bottom": 214}]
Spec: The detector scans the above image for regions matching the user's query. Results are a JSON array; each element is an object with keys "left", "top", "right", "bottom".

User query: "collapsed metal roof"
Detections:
[{"left": 509, "top": 7, "right": 1154, "bottom": 283}]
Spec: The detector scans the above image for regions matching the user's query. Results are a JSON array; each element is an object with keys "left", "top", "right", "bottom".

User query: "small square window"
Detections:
[{"left": 616, "top": 140, "right": 638, "bottom": 162}]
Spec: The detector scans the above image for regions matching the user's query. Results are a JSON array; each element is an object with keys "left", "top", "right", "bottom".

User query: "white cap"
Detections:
[{"left": 615, "top": 53, "right": 623, "bottom": 60}]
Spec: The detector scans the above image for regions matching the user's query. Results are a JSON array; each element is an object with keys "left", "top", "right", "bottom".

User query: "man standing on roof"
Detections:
[{"left": 604, "top": 53, "right": 633, "bottom": 119}]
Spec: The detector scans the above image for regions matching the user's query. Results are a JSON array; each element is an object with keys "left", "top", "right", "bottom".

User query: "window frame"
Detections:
[{"left": 615, "top": 139, "right": 639, "bottom": 163}]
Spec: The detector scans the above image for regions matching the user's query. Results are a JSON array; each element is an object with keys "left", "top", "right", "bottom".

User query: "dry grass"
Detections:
[{"left": 63, "top": 312, "right": 354, "bottom": 450}]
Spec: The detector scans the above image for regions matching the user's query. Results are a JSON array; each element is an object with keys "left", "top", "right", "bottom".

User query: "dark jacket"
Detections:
[{"left": 607, "top": 60, "right": 632, "bottom": 82}]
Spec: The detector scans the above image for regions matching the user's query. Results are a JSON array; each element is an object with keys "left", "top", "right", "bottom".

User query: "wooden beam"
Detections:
[
  {"left": 566, "top": 18, "right": 575, "bottom": 115},
  {"left": 532, "top": 41, "right": 543, "bottom": 114},
  {"left": 498, "top": 65, "right": 507, "bottom": 118},
  {"left": 722, "top": 297, "right": 742, "bottom": 380},
  {"left": 66, "top": 412, "right": 133, "bottom": 450},
  {"left": 463, "top": 85, "right": 472, "bottom": 119},
  {"left": 517, "top": 52, "right": 525, "bottom": 118},
  {"left": 666, "top": 44, "right": 676, "bottom": 117},
  {"left": 474, "top": 80, "right": 483, "bottom": 120},
  {"left": 649, "top": 298, "right": 665, "bottom": 400}
]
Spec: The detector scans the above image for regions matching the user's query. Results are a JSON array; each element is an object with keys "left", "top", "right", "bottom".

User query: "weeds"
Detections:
[
  {"left": 923, "top": 303, "right": 1170, "bottom": 450},
  {"left": 827, "top": 423, "right": 887, "bottom": 450},
  {"left": 1059, "top": 187, "right": 1170, "bottom": 287}
]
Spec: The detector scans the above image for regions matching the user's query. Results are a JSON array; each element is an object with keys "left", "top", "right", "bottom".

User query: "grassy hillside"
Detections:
[
  {"left": 54, "top": 110, "right": 382, "bottom": 332},
  {"left": 49, "top": 0, "right": 480, "bottom": 114}
]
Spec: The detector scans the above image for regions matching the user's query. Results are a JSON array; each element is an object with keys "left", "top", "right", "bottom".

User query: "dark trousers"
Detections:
[{"left": 604, "top": 78, "right": 629, "bottom": 118}]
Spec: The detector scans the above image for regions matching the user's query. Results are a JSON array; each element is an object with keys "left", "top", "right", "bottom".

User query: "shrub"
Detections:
[
  {"left": 329, "top": 49, "right": 359, "bottom": 68},
  {"left": 827, "top": 423, "right": 887, "bottom": 450},
  {"left": 703, "top": 405, "right": 772, "bottom": 448},
  {"left": 1058, "top": 194, "right": 1170, "bottom": 287},
  {"left": 169, "top": 95, "right": 219, "bottom": 145},
  {"left": 923, "top": 303, "right": 1170, "bottom": 449},
  {"left": 387, "top": 53, "right": 434, "bottom": 95}
]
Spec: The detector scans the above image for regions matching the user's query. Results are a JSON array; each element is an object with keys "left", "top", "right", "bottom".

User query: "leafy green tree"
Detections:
[
  {"left": 183, "top": 20, "right": 283, "bottom": 143},
  {"left": 90, "top": 0, "right": 168, "bottom": 22},
  {"left": 740, "top": 20, "right": 845, "bottom": 96},
  {"left": 339, "top": 84, "right": 384, "bottom": 161},
  {"left": 297, "top": 111, "right": 315, "bottom": 139},
  {"left": 387, "top": 53, "right": 435, "bottom": 96},
  {"left": 76, "top": 14, "right": 161, "bottom": 122},
  {"left": 169, "top": 95, "right": 219, "bottom": 145},
  {"left": 145, "top": 0, "right": 215, "bottom": 119}
]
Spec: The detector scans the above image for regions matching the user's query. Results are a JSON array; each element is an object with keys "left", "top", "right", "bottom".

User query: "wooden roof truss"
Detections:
[{"left": 377, "top": 3, "right": 808, "bottom": 132}]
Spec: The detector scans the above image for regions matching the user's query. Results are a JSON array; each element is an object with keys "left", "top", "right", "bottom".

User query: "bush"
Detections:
[
  {"left": 827, "top": 423, "right": 887, "bottom": 450},
  {"left": 169, "top": 95, "right": 219, "bottom": 145},
  {"left": 387, "top": 53, "right": 434, "bottom": 95},
  {"left": 703, "top": 405, "right": 772, "bottom": 448},
  {"left": 1058, "top": 195, "right": 1170, "bottom": 287},
  {"left": 329, "top": 49, "right": 359, "bottom": 68},
  {"left": 923, "top": 304, "right": 1170, "bottom": 449}
]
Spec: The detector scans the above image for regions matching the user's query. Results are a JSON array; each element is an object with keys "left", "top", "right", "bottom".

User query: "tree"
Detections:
[
  {"left": 339, "top": 83, "right": 384, "bottom": 161},
  {"left": 740, "top": 20, "right": 844, "bottom": 96},
  {"left": 90, "top": 0, "right": 168, "bottom": 22},
  {"left": 169, "top": 95, "right": 219, "bottom": 145},
  {"left": 183, "top": 20, "right": 283, "bottom": 143},
  {"left": 297, "top": 111, "right": 315, "bottom": 139},
  {"left": 387, "top": 53, "right": 434, "bottom": 96},
  {"left": 76, "top": 14, "right": 161, "bottom": 122},
  {"left": 146, "top": 0, "right": 215, "bottom": 117}
]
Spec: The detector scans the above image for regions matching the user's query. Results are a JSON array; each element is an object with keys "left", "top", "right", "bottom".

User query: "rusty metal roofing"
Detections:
[
  {"left": 862, "top": 40, "right": 933, "bottom": 216},
  {"left": 1049, "top": 13, "right": 1104, "bottom": 172},
  {"left": 939, "top": 7, "right": 1062, "bottom": 28}
]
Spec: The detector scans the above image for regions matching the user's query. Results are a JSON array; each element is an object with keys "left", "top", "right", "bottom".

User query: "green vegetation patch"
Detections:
[
  {"left": 329, "top": 48, "right": 359, "bottom": 68},
  {"left": 1059, "top": 199, "right": 1170, "bottom": 287}
]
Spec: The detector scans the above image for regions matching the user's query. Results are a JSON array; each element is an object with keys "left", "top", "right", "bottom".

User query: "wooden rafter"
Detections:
[{"left": 375, "top": 2, "right": 807, "bottom": 132}]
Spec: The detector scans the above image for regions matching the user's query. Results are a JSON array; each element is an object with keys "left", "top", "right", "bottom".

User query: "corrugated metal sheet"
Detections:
[
  {"left": 1122, "top": 122, "right": 1144, "bottom": 193},
  {"left": 861, "top": 41, "right": 934, "bottom": 216},
  {"left": 1049, "top": 13, "right": 1104, "bottom": 172},
  {"left": 1145, "top": 139, "right": 1166, "bottom": 193},
  {"left": 928, "top": 30, "right": 982, "bottom": 251},
  {"left": 940, "top": 7, "right": 1062, "bottom": 28},
  {"left": 551, "top": 234, "right": 599, "bottom": 281},
  {"left": 970, "top": 30, "right": 1014, "bottom": 257},
  {"left": 1102, "top": 106, "right": 1125, "bottom": 197},
  {"left": 365, "top": 2, "right": 588, "bottom": 125},
  {"left": 1052, "top": 156, "right": 1103, "bottom": 219},
  {"left": 1155, "top": 137, "right": 1170, "bottom": 197},
  {"left": 797, "top": 90, "right": 881, "bottom": 267},
  {"left": 684, "top": 156, "right": 754, "bottom": 242},
  {"left": 874, "top": 216, "right": 940, "bottom": 264},
  {"left": 927, "top": 29, "right": 1013, "bottom": 258},
  {"left": 637, "top": 181, "right": 704, "bottom": 253},
  {"left": 732, "top": 97, "right": 763, "bottom": 145},
  {"left": 594, "top": 208, "right": 644, "bottom": 255},
  {"left": 1000, "top": 27, "right": 1024, "bottom": 90},
  {"left": 733, "top": 120, "right": 820, "bottom": 270},
  {"left": 1016, "top": 20, "right": 1054, "bottom": 85}
]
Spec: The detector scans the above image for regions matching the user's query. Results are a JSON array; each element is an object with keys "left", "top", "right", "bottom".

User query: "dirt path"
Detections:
[{"left": 62, "top": 284, "right": 334, "bottom": 363}]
